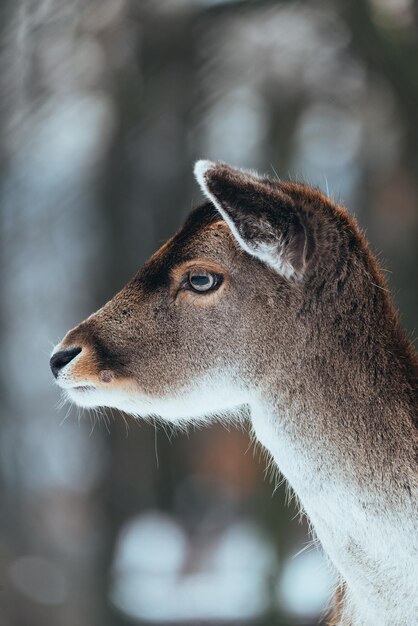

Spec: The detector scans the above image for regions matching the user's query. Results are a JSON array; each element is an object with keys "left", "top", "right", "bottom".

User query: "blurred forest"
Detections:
[{"left": 0, "top": 0, "right": 417, "bottom": 625}]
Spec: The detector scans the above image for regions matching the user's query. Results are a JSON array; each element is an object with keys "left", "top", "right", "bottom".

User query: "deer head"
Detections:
[
  {"left": 50, "top": 160, "right": 409, "bottom": 428},
  {"left": 51, "top": 162, "right": 305, "bottom": 418}
]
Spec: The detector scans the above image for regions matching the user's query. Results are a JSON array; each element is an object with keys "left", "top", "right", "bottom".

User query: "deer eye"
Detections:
[{"left": 188, "top": 270, "right": 220, "bottom": 293}]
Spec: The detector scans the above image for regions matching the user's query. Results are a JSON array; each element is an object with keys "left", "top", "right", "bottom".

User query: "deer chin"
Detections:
[
  {"left": 63, "top": 383, "right": 151, "bottom": 415},
  {"left": 61, "top": 372, "right": 250, "bottom": 424}
]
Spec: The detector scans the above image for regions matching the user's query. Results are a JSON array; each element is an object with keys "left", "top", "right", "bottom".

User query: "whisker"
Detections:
[{"left": 154, "top": 420, "right": 159, "bottom": 469}]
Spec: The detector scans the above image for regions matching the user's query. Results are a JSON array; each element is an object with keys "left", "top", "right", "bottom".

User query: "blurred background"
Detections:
[{"left": 0, "top": 0, "right": 417, "bottom": 624}]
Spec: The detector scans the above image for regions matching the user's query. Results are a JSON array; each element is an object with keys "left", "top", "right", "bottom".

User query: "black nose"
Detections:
[{"left": 50, "top": 347, "right": 82, "bottom": 378}]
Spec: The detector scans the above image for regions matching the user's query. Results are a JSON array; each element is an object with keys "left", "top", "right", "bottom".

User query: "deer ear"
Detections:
[{"left": 194, "top": 160, "right": 309, "bottom": 279}]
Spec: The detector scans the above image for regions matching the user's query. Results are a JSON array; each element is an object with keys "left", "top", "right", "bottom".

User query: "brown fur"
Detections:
[
  {"left": 327, "top": 586, "right": 347, "bottom": 626},
  {"left": 53, "top": 162, "right": 418, "bottom": 625}
]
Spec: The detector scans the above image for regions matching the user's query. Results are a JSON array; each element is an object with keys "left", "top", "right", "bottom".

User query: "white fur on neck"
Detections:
[{"left": 250, "top": 397, "right": 418, "bottom": 626}]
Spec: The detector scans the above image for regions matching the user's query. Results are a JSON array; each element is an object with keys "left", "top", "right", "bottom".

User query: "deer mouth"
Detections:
[{"left": 63, "top": 383, "right": 103, "bottom": 409}]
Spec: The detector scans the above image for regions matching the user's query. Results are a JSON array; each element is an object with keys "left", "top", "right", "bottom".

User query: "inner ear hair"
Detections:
[{"left": 194, "top": 160, "right": 310, "bottom": 279}]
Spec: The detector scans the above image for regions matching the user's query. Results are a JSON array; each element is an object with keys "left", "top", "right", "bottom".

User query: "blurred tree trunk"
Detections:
[{"left": 341, "top": 0, "right": 418, "bottom": 332}]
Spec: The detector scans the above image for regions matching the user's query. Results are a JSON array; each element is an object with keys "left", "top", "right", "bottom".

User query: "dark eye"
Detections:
[{"left": 188, "top": 270, "right": 220, "bottom": 293}]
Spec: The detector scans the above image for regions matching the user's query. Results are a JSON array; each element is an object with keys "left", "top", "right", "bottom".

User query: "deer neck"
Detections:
[{"left": 250, "top": 354, "right": 418, "bottom": 626}]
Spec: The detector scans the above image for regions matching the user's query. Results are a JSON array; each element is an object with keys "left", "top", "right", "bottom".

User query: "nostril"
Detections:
[{"left": 50, "top": 347, "right": 82, "bottom": 379}]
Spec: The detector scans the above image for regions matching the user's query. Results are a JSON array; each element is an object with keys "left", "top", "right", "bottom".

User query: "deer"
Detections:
[{"left": 50, "top": 160, "right": 418, "bottom": 626}]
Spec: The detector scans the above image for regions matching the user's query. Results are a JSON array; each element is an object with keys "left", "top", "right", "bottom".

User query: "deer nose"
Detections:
[{"left": 50, "top": 347, "right": 82, "bottom": 378}]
